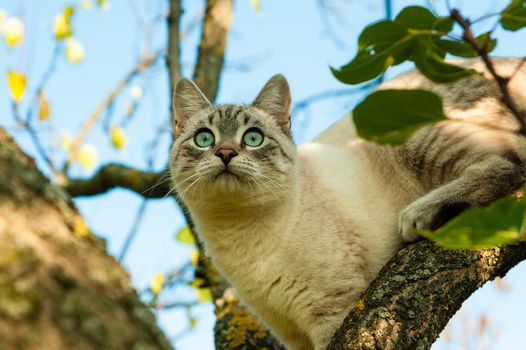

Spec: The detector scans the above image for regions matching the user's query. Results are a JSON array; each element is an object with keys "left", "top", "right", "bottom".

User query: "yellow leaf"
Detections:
[
  {"left": 53, "top": 7, "right": 74, "bottom": 40},
  {"left": 176, "top": 226, "right": 195, "bottom": 245},
  {"left": 189, "top": 278, "right": 205, "bottom": 288},
  {"left": 130, "top": 85, "right": 143, "bottom": 99},
  {"left": 77, "top": 144, "right": 98, "bottom": 171},
  {"left": 97, "top": 0, "right": 111, "bottom": 11},
  {"left": 73, "top": 216, "right": 90, "bottom": 238},
  {"left": 3, "top": 17, "right": 24, "bottom": 46},
  {"left": 191, "top": 250, "right": 199, "bottom": 266},
  {"left": 109, "top": 125, "right": 127, "bottom": 150},
  {"left": 60, "top": 132, "right": 74, "bottom": 151},
  {"left": 250, "top": 0, "right": 261, "bottom": 14},
  {"left": 65, "top": 38, "right": 85, "bottom": 63},
  {"left": 79, "top": 0, "right": 94, "bottom": 9},
  {"left": 196, "top": 287, "right": 212, "bottom": 303},
  {"left": 7, "top": 70, "right": 26, "bottom": 103},
  {"left": 64, "top": 6, "right": 75, "bottom": 17},
  {"left": 151, "top": 272, "right": 165, "bottom": 296},
  {"left": 0, "top": 10, "right": 7, "bottom": 30},
  {"left": 38, "top": 91, "right": 51, "bottom": 121},
  {"left": 356, "top": 298, "right": 365, "bottom": 311},
  {"left": 190, "top": 317, "right": 197, "bottom": 328}
]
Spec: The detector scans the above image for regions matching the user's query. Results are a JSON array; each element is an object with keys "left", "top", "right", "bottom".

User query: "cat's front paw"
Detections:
[{"left": 398, "top": 200, "right": 440, "bottom": 242}]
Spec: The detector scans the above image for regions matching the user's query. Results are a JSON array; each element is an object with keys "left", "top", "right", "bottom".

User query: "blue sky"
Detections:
[{"left": 1, "top": 0, "right": 526, "bottom": 349}]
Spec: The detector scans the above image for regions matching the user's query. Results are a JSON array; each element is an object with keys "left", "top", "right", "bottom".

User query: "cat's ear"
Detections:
[
  {"left": 173, "top": 79, "right": 211, "bottom": 134},
  {"left": 251, "top": 74, "right": 291, "bottom": 131}
]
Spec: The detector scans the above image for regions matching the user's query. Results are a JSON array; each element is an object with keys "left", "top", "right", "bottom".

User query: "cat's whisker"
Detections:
[{"left": 139, "top": 174, "right": 172, "bottom": 197}]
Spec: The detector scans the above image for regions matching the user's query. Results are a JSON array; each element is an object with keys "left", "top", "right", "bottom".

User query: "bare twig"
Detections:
[
  {"left": 154, "top": 301, "right": 199, "bottom": 310},
  {"left": 316, "top": 0, "right": 351, "bottom": 49},
  {"left": 155, "top": 301, "right": 199, "bottom": 310},
  {"left": 25, "top": 125, "right": 55, "bottom": 172},
  {"left": 140, "top": 263, "right": 194, "bottom": 299},
  {"left": 377, "top": 0, "right": 392, "bottom": 84},
  {"left": 471, "top": 12, "right": 501, "bottom": 25},
  {"left": 16, "top": 43, "right": 63, "bottom": 175},
  {"left": 10, "top": 105, "right": 56, "bottom": 173},
  {"left": 451, "top": 9, "right": 526, "bottom": 134},
  {"left": 163, "top": 263, "right": 195, "bottom": 289},
  {"left": 384, "top": 0, "right": 392, "bottom": 20},
  {"left": 25, "top": 43, "right": 62, "bottom": 124},
  {"left": 62, "top": 52, "right": 162, "bottom": 174},
  {"left": 292, "top": 83, "right": 378, "bottom": 115},
  {"left": 119, "top": 198, "right": 149, "bottom": 261},
  {"left": 510, "top": 57, "right": 526, "bottom": 80},
  {"left": 223, "top": 50, "right": 272, "bottom": 73},
  {"left": 445, "top": 0, "right": 453, "bottom": 12},
  {"left": 127, "top": 0, "right": 149, "bottom": 31}
]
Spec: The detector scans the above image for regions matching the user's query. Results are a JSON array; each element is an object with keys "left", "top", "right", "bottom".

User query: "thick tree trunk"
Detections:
[{"left": 0, "top": 127, "right": 172, "bottom": 349}]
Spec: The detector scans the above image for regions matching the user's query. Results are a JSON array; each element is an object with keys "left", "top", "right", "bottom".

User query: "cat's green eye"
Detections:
[
  {"left": 242, "top": 129, "right": 264, "bottom": 147},
  {"left": 194, "top": 129, "right": 215, "bottom": 148}
]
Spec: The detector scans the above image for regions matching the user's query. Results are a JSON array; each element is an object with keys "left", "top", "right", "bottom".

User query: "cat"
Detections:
[{"left": 169, "top": 57, "right": 526, "bottom": 350}]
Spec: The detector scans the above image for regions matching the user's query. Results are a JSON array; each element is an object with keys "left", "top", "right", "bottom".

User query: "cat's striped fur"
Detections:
[{"left": 169, "top": 58, "right": 526, "bottom": 350}]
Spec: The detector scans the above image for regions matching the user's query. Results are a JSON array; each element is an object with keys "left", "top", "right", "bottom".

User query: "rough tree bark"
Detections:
[
  {"left": 0, "top": 127, "right": 173, "bottom": 349},
  {"left": 327, "top": 241, "right": 526, "bottom": 350},
  {"left": 193, "top": 0, "right": 233, "bottom": 102}
]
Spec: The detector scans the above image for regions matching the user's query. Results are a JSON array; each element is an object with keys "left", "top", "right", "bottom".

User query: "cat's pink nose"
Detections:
[{"left": 215, "top": 148, "right": 238, "bottom": 165}]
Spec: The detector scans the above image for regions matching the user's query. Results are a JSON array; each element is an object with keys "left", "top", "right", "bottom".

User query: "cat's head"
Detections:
[{"left": 169, "top": 75, "right": 296, "bottom": 206}]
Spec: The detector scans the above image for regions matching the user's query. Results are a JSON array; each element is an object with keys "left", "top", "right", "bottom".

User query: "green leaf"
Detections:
[
  {"left": 417, "top": 196, "right": 526, "bottom": 249},
  {"left": 412, "top": 44, "right": 477, "bottom": 83},
  {"left": 331, "top": 21, "right": 415, "bottom": 84},
  {"left": 394, "top": 5, "right": 454, "bottom": 34},
  {"left": 395, "top": 6, "right": 438, "bottom": 29},
  {"left": 352, "top": 89, "right": 447, "bottom": 145},
  {"left": 433, "top": 17, "right": 455, "bottom": 33},
  {"left": 435, "top": 33, "right": 497, "bottom": 58},
  {"left": 176, "top": 226, "right": 195, "bottom": 245},
  {"left": 331, "top": 53, "right": 391, "bottom": 85},
  {"left": 357, "top": 20, "right": 409, "bottom": 52},
  {"left": 196, "top": 287, "right": 213, "bottom": 303},
  {"left": 332, "top": 8, "right": 456, "bottom": 85},
  {"left": 501, "top": 0, "right": 526, "bottom": 31}
]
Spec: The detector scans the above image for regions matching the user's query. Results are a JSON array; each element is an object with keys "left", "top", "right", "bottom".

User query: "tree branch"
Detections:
[
  {"left": 193, "top": 0, "right": 234, "bottom": 102},
  {"left": 63, "top": 164, "right": 170, "bottom": 198},
  {"left": 327, "top": 240, "right": 526, "bottom": 349},
  {"left": 167, "top": 0, "right": 182, "bottom": 99},
  {"left": 450, "top": 9, "right": 526, "bottom": 134},
  {"left": 63, "top": 52, "right": 162, "bottom": 174}
]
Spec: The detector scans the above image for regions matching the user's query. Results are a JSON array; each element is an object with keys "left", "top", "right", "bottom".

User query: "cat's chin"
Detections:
[
  {"left": 207, "top": 168, "right": 246, "bottom": 192},
  {"left": 214, "top": 169, "right": 240, "bottom": 181}
]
